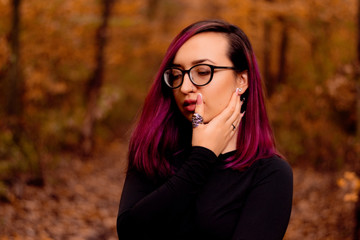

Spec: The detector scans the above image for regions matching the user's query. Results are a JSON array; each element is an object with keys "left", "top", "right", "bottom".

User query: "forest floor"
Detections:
[{"left": 0, "top": 139, "right": 357, "bottom": 240}]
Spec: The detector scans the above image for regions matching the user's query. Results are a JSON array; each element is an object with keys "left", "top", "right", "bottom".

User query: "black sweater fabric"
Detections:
[{"left": 117, "top": 147, "right": 293, "bottom": 240}]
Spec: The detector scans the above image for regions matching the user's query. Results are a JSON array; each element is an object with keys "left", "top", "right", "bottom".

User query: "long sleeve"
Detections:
[
  {"left": 231, "top": 158, "right": 293, "bottom": 240},
  {"left": 117, "top": 146, "right": 217, "bottom": 239}
]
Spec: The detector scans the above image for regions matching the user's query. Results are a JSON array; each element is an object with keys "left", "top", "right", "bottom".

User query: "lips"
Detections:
[{"left": 183, "top": 99, "right": 197, "bottom": 112}]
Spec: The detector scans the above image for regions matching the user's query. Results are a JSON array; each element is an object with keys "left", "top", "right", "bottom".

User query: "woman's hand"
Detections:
[{"left": 192, "top": 88, "right": 245, "bottom": 156}]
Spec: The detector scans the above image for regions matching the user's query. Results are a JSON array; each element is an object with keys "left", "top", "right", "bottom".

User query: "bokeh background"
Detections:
[{"left": 0, "top": 0, "right": 360, "bottom": 239}]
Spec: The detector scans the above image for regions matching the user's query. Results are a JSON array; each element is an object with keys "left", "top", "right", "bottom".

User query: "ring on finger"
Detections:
[{"left": 192, "top": 113, "right": 204, "bottom": 128}]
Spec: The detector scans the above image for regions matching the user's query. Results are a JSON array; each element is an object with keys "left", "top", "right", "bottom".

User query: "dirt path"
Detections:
[
  {"left": 286, "top": 167, "right": 355, "bottom": 239},
  {"left": 1, "top": 140, "right": 127, "bottom": 240},
  {"left": 0, "top": 140, "right": 356, "bottom": 239}
]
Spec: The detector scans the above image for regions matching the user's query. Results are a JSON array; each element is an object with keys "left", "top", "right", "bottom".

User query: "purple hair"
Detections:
[{"left": 128, "top": 20, "right": 277, "bottom": 178}]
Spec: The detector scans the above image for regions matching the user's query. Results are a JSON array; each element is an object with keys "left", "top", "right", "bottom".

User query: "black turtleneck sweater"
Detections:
[{"left": 117, "top": 147, "right": 293, "bottom": 240}]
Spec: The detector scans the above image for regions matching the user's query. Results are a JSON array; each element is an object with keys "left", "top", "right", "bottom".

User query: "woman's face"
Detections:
[{"left": 172, "top": 32, "right": 248, "bottom": 123}]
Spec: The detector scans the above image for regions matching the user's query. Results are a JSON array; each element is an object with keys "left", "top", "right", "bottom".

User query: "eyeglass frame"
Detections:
[{"left": 163, "top": 63, "right": 239, "bottom": 89}]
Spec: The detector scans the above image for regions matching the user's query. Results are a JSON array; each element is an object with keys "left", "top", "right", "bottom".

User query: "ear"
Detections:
[{"left": 236, "top": 70, "right": 248, "bottom": 94}]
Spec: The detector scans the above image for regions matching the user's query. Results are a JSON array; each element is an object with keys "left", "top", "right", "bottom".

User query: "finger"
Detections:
[
  {"left": 194, "top": 93, "right": 204, "bottom": 116},
  {"left": 192, "top": 93, "right": 205, "bottom": 127},
  {"left": 232, "top": 111, "right": 245, "bottom": 131},
  {"left": 225, "top": 88, "right": 242, "bottom": 125},
  {"left": 227, "top": 93, "right": 243, "bottom": 126},
  {"left": 216, "top": 89, "right": 240, "bottom": 122}
]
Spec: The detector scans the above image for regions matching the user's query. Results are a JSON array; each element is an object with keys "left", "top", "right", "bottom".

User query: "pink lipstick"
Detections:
[{"left": 183, "top": 99, "right": 197, "bottom": 112}]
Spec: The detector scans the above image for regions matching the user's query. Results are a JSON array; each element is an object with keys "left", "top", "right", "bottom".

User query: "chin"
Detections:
[
  {"left": 180, "top": 111, "right": 192, "bottom": 122},
  {"left": 186, "top": 114, "right": 193, "bottom": 122}
]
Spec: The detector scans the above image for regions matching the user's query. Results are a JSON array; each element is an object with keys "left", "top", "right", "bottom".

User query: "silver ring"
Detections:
[
  {"left": 232, "top": 124, "right": 236, "bottom": 130},
  {"left": 192, "top": 113, "right": 203, "bottom": 128}
]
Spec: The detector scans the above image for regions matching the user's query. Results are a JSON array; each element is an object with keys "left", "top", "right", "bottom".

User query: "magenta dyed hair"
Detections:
[{"left": 128, "top": 19, "right": 277, "bottom": 178}]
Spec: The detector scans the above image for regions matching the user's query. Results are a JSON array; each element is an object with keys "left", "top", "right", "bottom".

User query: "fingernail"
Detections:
[{"left": 197, "top": 93, "right": 203, "bottom": 105}]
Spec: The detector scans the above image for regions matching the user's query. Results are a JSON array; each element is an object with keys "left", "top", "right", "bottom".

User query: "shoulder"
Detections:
[
  {"left": 255, "top": 155, "right": 292, "bottom": 171},
  {"left": 250, "top": 155, "right": 292, "bottom": 172},
  {"left": 249, "top": 155, "right": 293, "bottom": 183}
]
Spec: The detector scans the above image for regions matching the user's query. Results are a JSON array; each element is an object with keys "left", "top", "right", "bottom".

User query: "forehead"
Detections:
[{"left": 173, "top": 32, "right": 230, "bottom": 66}]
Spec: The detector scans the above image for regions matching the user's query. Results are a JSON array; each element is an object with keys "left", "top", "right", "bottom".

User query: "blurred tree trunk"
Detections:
[
  {"left": 263, "top": 19, "right": 274, "bottom": 96},
  {"left": 277, "top": 17, "right": 289, "bottom": 85},
  {"left": 357, "top": 0, "right": 360, "bottom": 143},
  {"left": 81, "top": 0, "right": 115, "bottom": 156},
  {"left": 4, "top": 0, "right": 24, "bottom": 143},
  {"left": 146, "top": 0, "right": 159, "bottom": 20},
  {"left": 354, "top": 1, "right": 360, "bottom": 239},
  {"left": 263, "top": 0, "right": 275, "bottom": 97},
  {"left": 2, "top": 0, "right": 44, "bottom": 187}
]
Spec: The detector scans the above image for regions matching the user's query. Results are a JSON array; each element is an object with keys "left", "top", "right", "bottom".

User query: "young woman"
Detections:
[{"left": 117, "top": 19, "right": 293, "bottom": 240}]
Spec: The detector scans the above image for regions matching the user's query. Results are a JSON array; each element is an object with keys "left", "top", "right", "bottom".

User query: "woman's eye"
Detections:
[
  {"left": 171, "top": 74, "right": 182, "bottom": 80},
  {"left": 196, "top": 69, "right": 211, "bottom": 76}
]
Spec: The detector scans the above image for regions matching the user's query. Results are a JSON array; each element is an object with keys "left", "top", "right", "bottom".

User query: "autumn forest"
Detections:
[{"left": 1, "top": 0, "right": 360, "bottom": 239}]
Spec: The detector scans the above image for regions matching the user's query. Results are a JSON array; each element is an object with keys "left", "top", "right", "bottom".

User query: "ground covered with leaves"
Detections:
[{"left": 0, "top": 140, "right": 356, "bottom": 240}]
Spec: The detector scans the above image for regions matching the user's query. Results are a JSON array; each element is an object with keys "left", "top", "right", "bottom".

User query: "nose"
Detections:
[{"left": 180, "top": 73, "right": 196, "bottom": 94}]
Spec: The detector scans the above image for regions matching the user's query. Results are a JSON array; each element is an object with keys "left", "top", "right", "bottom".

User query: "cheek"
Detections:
[
  {"left": 208, "top": 96, "right": 228, "bottom": 112},
  {"left": 203, "top": 90, "right": 232, "bottom": 121},
  {"left": 202, "top": 76, "right": 237, "bottom": 120},
  {"left": 172, "top": 92, "right": 182, "bottom": 108}
]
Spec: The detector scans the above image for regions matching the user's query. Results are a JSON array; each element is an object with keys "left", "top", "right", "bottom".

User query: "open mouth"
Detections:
[{"left": 183, "top": 100, "right": 197, "bottom": 112}]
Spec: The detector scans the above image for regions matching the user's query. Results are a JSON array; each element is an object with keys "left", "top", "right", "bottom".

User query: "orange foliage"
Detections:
[
  {"left": 0, "top": 1, "right": 359, "bottom": 239},
  {"left": 0, "top": 0, "right": 358, "bottom": 172}
]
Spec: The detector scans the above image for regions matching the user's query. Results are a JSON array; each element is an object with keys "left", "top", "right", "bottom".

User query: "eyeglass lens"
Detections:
[{"left": 164, "top": 65, "right": 212, "bottom": 88}]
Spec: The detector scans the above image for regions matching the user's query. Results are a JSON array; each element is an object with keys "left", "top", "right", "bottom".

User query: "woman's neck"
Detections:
[{"left": 221, "top": 131, "right": 238, "bottom": 154}]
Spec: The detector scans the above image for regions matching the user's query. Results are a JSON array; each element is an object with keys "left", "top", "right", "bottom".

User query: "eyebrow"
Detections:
[{"left": 172, "top": 58, "right": 216, "bottom": 67}]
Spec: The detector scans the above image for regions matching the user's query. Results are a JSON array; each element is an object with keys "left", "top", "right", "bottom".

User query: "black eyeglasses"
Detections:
[{"left": 163, "top": 64, "right": 238, "bottom": 89}]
